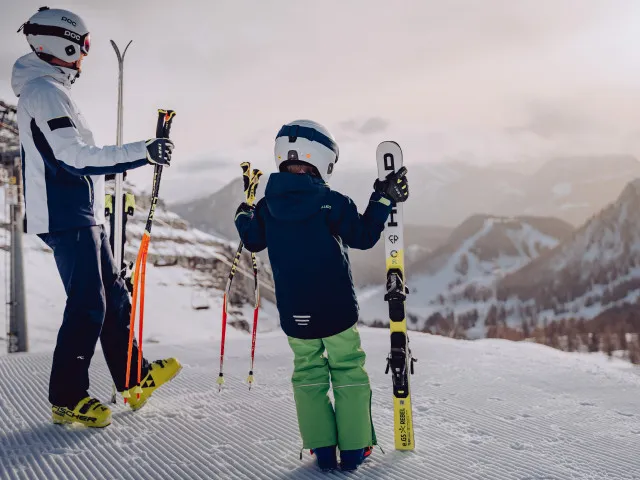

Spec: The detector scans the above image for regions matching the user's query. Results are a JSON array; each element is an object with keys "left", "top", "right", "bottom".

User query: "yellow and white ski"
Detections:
[{"left": 377, "top": 141, "right": 416, "bottom": 450}]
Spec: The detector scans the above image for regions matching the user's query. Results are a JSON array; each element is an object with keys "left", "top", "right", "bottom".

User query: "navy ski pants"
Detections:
[{"left": 38, "top": 225, "right": 148, "bottom": 407}]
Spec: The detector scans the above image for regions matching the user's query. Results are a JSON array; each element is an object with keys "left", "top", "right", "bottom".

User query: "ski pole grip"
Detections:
[
  {"left": 155, "top": 110, "right": 165, "bottom": 138},
  {"left": 157, "top": 109, "right": 176, "bottom": 139},
  {"left": 241, "top": 162, "right": 252, "bottom": 194},
  {"left": 248, "top": 169, "right": 263, "bottom": 205},
  {"left": 161, "top": 109, "right": 176, "bottom": 138}
]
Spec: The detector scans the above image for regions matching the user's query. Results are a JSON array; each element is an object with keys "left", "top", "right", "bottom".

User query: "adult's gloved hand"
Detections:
[
  {"left": 373, "top": 166, "right": 409, "bottom": 203},
  {"left": 145, "top": 138, "right": 174, "bottom": 166}
]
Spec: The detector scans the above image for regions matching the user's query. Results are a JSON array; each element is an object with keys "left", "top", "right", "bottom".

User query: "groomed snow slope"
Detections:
[{"left": 1, "top": 329, "right": 639, "bottom": 479}]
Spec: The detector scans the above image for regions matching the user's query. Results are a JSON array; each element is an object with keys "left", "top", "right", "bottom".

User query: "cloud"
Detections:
[
  {"left": 506, "top": 101, "right": 606, "bottom": 139},
  {"left": 177, "top": 155, "right": 231, "bottom": 174},
  {"left": 4, "top": 0, "right": 640, "bottom": 200},
  {"left": 339, "top": 117, "right": 390, "bottom": 136}
]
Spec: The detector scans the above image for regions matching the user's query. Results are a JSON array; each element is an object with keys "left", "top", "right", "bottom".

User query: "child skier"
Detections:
[{"left": 234, "top": 119, "right": 409, "bottom": 471}]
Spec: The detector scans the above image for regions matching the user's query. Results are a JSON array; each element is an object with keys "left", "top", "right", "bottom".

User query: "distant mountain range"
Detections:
[
  {"left": 173, "top": 155, "right": 640, "bottom": 234},
  {"left": 170, "top": 175, "right": 451, "bottom": 287},
  {"left": 172, "top": 155, "right": 640, "bottom": 295},
  {"left": 359, "top": 177, "right": 640, "bottom": 339},
  {"left": 494, "top": 155, "right": 640, "bottom": 226}
]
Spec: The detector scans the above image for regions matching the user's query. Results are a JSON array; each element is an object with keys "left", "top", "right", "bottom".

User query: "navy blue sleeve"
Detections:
[
  {"left": 329, "top": 191, "right": 392, "bottom": 250},
  {"left": 234, "top": 199, "right": 268, "bottom": 252}
]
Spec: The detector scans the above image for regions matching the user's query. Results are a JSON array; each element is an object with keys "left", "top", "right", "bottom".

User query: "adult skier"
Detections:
[
  {"left": 235, "top": 119, "right": 409, "bottom": 471},
  {"left": 12, "top": 6, "right": 181, "bottom": 428}
]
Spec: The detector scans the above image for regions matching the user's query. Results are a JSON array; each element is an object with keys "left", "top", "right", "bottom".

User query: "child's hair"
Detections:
[{"left": 283, "top": 162, "right": 320, "bottom": 177}]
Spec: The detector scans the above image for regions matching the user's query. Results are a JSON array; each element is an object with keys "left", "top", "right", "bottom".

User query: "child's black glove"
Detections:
[
  {"left": 373, "top": 166, "right": 409, "bottom": 203},
  {"left": 236, "top": 202, "right": 255, "bottom": 217}
]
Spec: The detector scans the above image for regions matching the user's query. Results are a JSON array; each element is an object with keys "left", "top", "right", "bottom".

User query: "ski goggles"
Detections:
[
  {"left": 19, "top": 22, "right": 91, "bottom": 55},
  {"left": 276, "top": 124, "right": 339, "bottom": 162}
]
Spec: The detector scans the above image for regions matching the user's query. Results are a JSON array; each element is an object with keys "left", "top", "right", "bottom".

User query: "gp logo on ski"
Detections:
[{"left": 13, "top": 6, "right": 181, "bottom": 428}]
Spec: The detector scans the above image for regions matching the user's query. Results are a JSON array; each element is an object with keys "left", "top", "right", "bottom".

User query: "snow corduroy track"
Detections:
[{"left": 1, "top": 329, "right": 640, "bottom": 479}]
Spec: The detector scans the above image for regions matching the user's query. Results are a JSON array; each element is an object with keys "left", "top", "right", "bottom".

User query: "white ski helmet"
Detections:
[
  {"left": 18, "top": 6, "right": 90, "bottom": 65},
  {"left": 275, "top": 119, "right": 339, "bottom": 182}
]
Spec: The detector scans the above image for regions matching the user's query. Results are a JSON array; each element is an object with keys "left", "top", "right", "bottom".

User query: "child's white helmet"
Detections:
[
  {"left": 19, "top": 6, "right": 90, "bottom": 64},
  {"left": 274, "top": 119, "right": 339, "bottom": 182}
]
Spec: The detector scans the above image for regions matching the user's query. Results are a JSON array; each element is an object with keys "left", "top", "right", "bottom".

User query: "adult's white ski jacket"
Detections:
[{"left": 11, "top": 53, "right": 148, "bottom": 234}]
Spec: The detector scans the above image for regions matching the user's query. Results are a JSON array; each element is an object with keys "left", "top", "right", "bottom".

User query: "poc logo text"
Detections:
[{"left": 64, "top": 30, "right": 81, "bottom": 41}]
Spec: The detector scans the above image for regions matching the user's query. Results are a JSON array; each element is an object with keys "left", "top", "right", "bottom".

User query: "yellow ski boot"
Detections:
[
  {"left": 52, "top": 397, "right": 112, "bottom": 428},
  {"left": 124, "top": 358, "right": 182, "bottom": 411}
]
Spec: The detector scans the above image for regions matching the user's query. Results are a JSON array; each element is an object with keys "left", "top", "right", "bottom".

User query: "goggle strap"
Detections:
[
  {"left": 20, "top": 22, "right": 88, "bottom": 50},
  {"left": 276, "top": 125, "right": 339, "bottom": 160}
]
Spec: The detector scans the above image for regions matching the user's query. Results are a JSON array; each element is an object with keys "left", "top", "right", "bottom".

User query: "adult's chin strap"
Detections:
[{"left": 31, "top": 49, "right": 81, "bottom": 84}]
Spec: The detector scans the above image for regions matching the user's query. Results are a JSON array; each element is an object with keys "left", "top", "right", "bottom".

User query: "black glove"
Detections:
[
  {"left": 145, "top": 138, "right": 174, "bottom": 166},
  {"left": 374, "top": 166, "right": 409, "bottom": 203},
  {"left": 235, "top": 202, "right": 255, "bottom": 218}
]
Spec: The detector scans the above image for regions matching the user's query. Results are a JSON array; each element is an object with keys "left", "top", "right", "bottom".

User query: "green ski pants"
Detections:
[{"left": 287, "top": 326, "right": 376, "bottom": 450}]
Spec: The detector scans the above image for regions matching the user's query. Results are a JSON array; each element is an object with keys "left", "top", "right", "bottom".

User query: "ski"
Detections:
[
  {"left": 377, "top": 141, "right": 416, "bottom": 451},
  {"left": 109, "top": 39, "right": 132, "bottom": 404},
  {"left": 110, "top": 40, "right": 132, "bottom": 275}
]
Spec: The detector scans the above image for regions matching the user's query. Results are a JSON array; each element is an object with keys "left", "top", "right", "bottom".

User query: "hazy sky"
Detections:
[{"left": 3, "top": 0, "right": 640, "bottom": 201}]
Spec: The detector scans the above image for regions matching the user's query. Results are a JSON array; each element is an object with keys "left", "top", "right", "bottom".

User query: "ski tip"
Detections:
[
  {"left": 377, "top": 140, "right": 401, "bottom": 148},
  {"left": 376, "top": 140, "right": 402, "bottom": 161}
]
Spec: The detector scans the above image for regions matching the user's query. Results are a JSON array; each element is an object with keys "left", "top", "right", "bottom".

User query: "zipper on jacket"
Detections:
[{"left": 83, "top": 176, "right": 94, "bottom": 208}]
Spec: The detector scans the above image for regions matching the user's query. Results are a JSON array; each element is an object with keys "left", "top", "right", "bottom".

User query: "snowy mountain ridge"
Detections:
[
  {"left": 497, "top": 178, "right": 640, "bottom": 323},
  {"left": 358, "top": 214, "right": 573, "bottom": 337}
]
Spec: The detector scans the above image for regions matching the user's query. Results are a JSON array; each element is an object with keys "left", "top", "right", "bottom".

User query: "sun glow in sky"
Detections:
[{"left": 3, "top": 0, "right": 640, "bottom": 200}]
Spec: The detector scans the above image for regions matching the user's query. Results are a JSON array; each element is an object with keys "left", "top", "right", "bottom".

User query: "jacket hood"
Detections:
[
  {"left": 12, "top": 53, "right": 76, "bottom": 97},
  {"left": 264, "top": 173, "right": 329, "bottom": 221}
]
